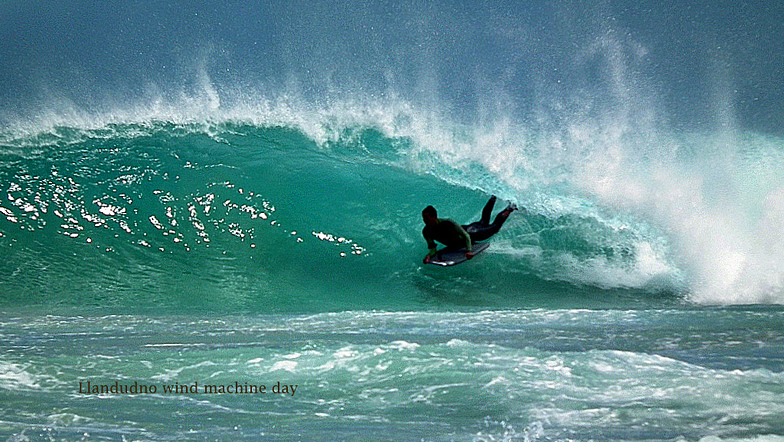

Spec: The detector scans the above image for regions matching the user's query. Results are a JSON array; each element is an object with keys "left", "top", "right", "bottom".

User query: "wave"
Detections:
[
  {"left": 0, "top": 116, "right": 658, "bottom": 310},
  {"left": 2, "top": 95, "right": 782, "bottom": 310}
]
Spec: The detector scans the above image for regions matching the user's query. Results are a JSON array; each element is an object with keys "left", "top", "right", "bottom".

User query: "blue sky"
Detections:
[{"left": 1, "top": 0, "right": 781, "bottom": 133}]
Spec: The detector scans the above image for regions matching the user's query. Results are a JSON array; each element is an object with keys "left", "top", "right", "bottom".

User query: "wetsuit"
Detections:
[{"left": 461, "top": 195, "right": 515, "bottom": 242}]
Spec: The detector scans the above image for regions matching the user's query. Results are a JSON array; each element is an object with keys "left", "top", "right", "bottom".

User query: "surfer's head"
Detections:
[{"left": 422, "top": 205, "right": 438, "bottom": 226}]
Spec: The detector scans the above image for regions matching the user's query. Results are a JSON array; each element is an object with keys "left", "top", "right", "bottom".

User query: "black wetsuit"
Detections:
[{"left": 461, "top": 196, "right": 514, "bottom": 242}]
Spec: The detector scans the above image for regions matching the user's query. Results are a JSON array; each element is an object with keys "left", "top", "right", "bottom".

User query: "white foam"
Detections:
[
  {"left": 0, "top": 361, "right": 41, "bottom": 390},
  {"left": 581, "top": 134, "right": 784, "bottom": 304},
  {"left": 270, "top": 360, "right": 298, "bottom": 372}
]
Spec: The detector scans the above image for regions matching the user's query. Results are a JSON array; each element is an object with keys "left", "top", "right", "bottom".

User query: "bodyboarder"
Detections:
[{"left": 421, "top": 195, "right": 517, "bottom": 264}]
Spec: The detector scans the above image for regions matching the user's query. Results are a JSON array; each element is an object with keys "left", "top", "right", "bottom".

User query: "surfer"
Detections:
[{"left": 422, "top": 196, "right": 517, "bottom": 264}]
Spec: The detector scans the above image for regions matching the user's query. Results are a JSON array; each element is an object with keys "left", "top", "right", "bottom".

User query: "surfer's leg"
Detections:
[
  {"left": 490, "top": 203, "right": 517, "bottom": 231},
  {"left": 480, "top": 195, "right": 497, "bottom": 226},
  {"left": 468, "top": 203, "right": 517, "bottom": 242},
  {"left": 490, "top": 203, "right": 517, "bottom": 229}
]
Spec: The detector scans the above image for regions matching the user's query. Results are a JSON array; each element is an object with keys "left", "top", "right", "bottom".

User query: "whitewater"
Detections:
[{"left": 2, "top": 0, "right": 784, "bottom": 440}]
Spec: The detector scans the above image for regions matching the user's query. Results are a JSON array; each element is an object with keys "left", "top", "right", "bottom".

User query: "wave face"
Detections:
[
  {"left": 1, "top": 0, "right": 783, "bottom": 311},
  {"left": 1, "top": 116, "right": 783, "bottom": 311},
  {"left": 0, "top": 121, "right": 672, "bottom": 312}
]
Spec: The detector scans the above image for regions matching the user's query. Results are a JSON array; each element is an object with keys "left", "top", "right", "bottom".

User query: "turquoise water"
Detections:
[
  {"left": 0, "top": 122, "right": 690, "bottom": 313},
  {"left": 2, "top": 309, "right": 783, "bottom": 441},
  {"left": 2, "top": 0, "right": 784, "bottom": 440},
  {"left": 1, "top": 119, "right": 783, "bottom": 442}
]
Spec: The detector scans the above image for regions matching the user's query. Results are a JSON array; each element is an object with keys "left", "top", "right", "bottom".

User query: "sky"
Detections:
[{"left": 1, "top": 0, "right": 781, "bottom": 134}]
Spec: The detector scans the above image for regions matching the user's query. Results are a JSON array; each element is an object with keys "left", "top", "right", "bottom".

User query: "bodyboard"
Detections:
[{"left": 426, "top": 242, "right": 489, "bottom": 267}]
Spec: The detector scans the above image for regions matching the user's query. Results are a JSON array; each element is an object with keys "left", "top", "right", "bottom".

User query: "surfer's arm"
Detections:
[
  {"left": 455, "top": 224, "right": 473, "bottom": 256},
  {"left": 423, "top": 229, "right": 438, "bottom": 262},
  {"left": 423, "top": 246, "right": 437, "bottom": 263}
]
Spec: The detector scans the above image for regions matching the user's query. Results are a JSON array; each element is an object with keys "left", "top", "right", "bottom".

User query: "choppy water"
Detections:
[{"left": 2, "top": 309, "right": 783, "bottom": 441}]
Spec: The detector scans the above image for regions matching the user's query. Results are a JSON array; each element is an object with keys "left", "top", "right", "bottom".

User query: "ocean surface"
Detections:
[{"left": 2, "top": 0, "right": 784, "bottom": 441}]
